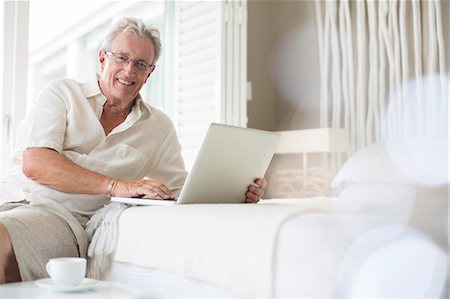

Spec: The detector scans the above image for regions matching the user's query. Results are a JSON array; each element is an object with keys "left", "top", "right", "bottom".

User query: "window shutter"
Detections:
[{"left": 173, "top": 0, "right": 247, "bottom": 169}]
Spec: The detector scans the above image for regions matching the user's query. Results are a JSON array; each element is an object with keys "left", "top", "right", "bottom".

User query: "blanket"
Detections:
[
  {"left": 112, "top": 200, "right": 322, "bottom": 297},
  {"left": 85, "top": 202, "right": 128, "bottom": 278}
]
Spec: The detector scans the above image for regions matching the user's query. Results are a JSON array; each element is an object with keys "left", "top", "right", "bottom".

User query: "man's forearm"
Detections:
[{"left": 22, "top": 147, "right": 110, "bottom": 195}]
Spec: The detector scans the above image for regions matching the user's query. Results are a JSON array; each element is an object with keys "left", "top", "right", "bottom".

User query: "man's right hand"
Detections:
[{"left": 112, "top": 179, "right": 174, "bottom": 199}]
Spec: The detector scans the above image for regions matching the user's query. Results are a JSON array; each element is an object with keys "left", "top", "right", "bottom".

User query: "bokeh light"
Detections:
[
  {"left": 384, "top": 73, "right": 449, "bottom": 186},
  {"left": 339, "top": 224, "right": 448, "bottom": 298}
]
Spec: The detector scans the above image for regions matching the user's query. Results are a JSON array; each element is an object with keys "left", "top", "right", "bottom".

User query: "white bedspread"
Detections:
[
  {"left": 113, "top": 197, "right": 448, "bottom": 298},
  {"left": 114, "top": 200, "right": 323, "bottom": 298}
]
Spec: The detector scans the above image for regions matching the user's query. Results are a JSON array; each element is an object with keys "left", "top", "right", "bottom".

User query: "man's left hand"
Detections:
[{"left": 245, "top": 178, "right": 267, "bottom": 204}]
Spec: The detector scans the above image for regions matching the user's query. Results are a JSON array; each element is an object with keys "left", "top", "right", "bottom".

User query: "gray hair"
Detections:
[{"left": 101, "top": 17, "right": 162, "bottom": 64}]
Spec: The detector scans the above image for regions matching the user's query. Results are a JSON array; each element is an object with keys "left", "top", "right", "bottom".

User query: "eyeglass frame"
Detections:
[{"left": 104, "top": 51, "right": 155, "bottom": 72}]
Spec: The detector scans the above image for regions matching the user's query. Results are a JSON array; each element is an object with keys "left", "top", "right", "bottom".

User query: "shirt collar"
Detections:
[
  {"left": 83, "top": 75, "right": 103, "bottom": 98},
  {"left": 83, "top": 74, "right": 151, "bottom": 114}
]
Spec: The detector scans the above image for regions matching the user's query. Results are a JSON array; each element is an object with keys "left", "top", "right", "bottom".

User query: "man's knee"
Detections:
[
  {"left": 0, "top": 223, "right": 12, "bottom": 283},
  {"left": 0, "top": 223, "right": 21, "bottom": 283},
  {"left": 0, "top": 223, "right": 13, "bottom": 257}
]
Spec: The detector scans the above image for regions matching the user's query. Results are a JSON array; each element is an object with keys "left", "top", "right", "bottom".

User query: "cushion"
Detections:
[{"left": 331, "top": 143, "right": 415, "bottom": 196}]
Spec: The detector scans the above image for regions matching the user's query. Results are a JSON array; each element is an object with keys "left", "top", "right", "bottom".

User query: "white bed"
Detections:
[{"left": 102, "top": 143, "right": 448, "bottom": 298}]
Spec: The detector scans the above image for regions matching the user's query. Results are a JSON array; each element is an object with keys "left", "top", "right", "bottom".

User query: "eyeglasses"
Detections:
[{"left": 104, "top": 51, "right": 155, "bottom": 72}]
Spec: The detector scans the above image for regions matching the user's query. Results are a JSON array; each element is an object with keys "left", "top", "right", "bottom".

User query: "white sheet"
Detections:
[
  {"left": 110, "top": 196, "right": 448, "bottom": 298},
  {"left": 114, "top": 200, "right": 316, "bottom": 297}
]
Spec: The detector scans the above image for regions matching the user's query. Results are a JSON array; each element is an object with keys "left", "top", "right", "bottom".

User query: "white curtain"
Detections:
[{"left": 315, "top": 0, "right": 447, "bottom": 154}]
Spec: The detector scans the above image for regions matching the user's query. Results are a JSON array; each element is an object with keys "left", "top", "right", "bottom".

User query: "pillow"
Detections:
[{"left": 331, "top": 143, "right": 415, "bottom": 196}]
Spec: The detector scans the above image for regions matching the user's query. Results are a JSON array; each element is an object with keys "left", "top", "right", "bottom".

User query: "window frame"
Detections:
[{"left": 1, "top": 1, "right": 30, "bottom": 172}]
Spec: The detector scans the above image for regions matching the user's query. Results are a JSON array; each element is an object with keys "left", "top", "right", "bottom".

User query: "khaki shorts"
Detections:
[{"left": 0, "top": 202, "right": 79, "bottom": 281}]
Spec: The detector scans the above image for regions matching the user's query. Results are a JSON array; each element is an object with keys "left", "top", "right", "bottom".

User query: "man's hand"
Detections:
[
  {"left": 112, "top": 178, "right": 174, "bottom": 199},
  {"left": 245, "top": 178, "right": 267, "bottom": 203}
]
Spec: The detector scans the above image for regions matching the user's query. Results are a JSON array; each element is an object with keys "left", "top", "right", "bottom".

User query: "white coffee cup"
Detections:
[{"left": 46, "top": 257, "right": 86, "bottom": 286}]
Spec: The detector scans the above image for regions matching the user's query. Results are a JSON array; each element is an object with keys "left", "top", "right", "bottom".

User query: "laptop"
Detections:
[{"left": 111, "top": 123, "right": 280, "bottom": 205}]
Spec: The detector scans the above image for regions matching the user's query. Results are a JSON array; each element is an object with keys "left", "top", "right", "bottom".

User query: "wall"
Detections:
[
  {"left": 247, "top": 0, "right": 320, "bottom": 131},
  {"left": 246, "top": 0, "right": 277, "bottom": 131}
]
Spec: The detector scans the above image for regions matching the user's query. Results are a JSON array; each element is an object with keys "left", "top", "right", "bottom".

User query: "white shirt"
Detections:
[{"left": 10, "top": 76, "right": 187, "bottom": 216}]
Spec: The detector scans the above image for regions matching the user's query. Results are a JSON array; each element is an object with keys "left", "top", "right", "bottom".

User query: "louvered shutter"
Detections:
[{"left": 173, "top": 0, "right": 247, "bottom": 170}]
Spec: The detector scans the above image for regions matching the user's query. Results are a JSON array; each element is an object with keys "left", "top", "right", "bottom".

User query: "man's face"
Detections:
[{"left": 98, "top": 32, "right": 155, "bottom": 104}]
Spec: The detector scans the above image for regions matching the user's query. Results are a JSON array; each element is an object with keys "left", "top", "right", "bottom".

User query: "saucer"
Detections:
[{"left": 35, "top": 278, "right": 98, "bottom": 293}]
